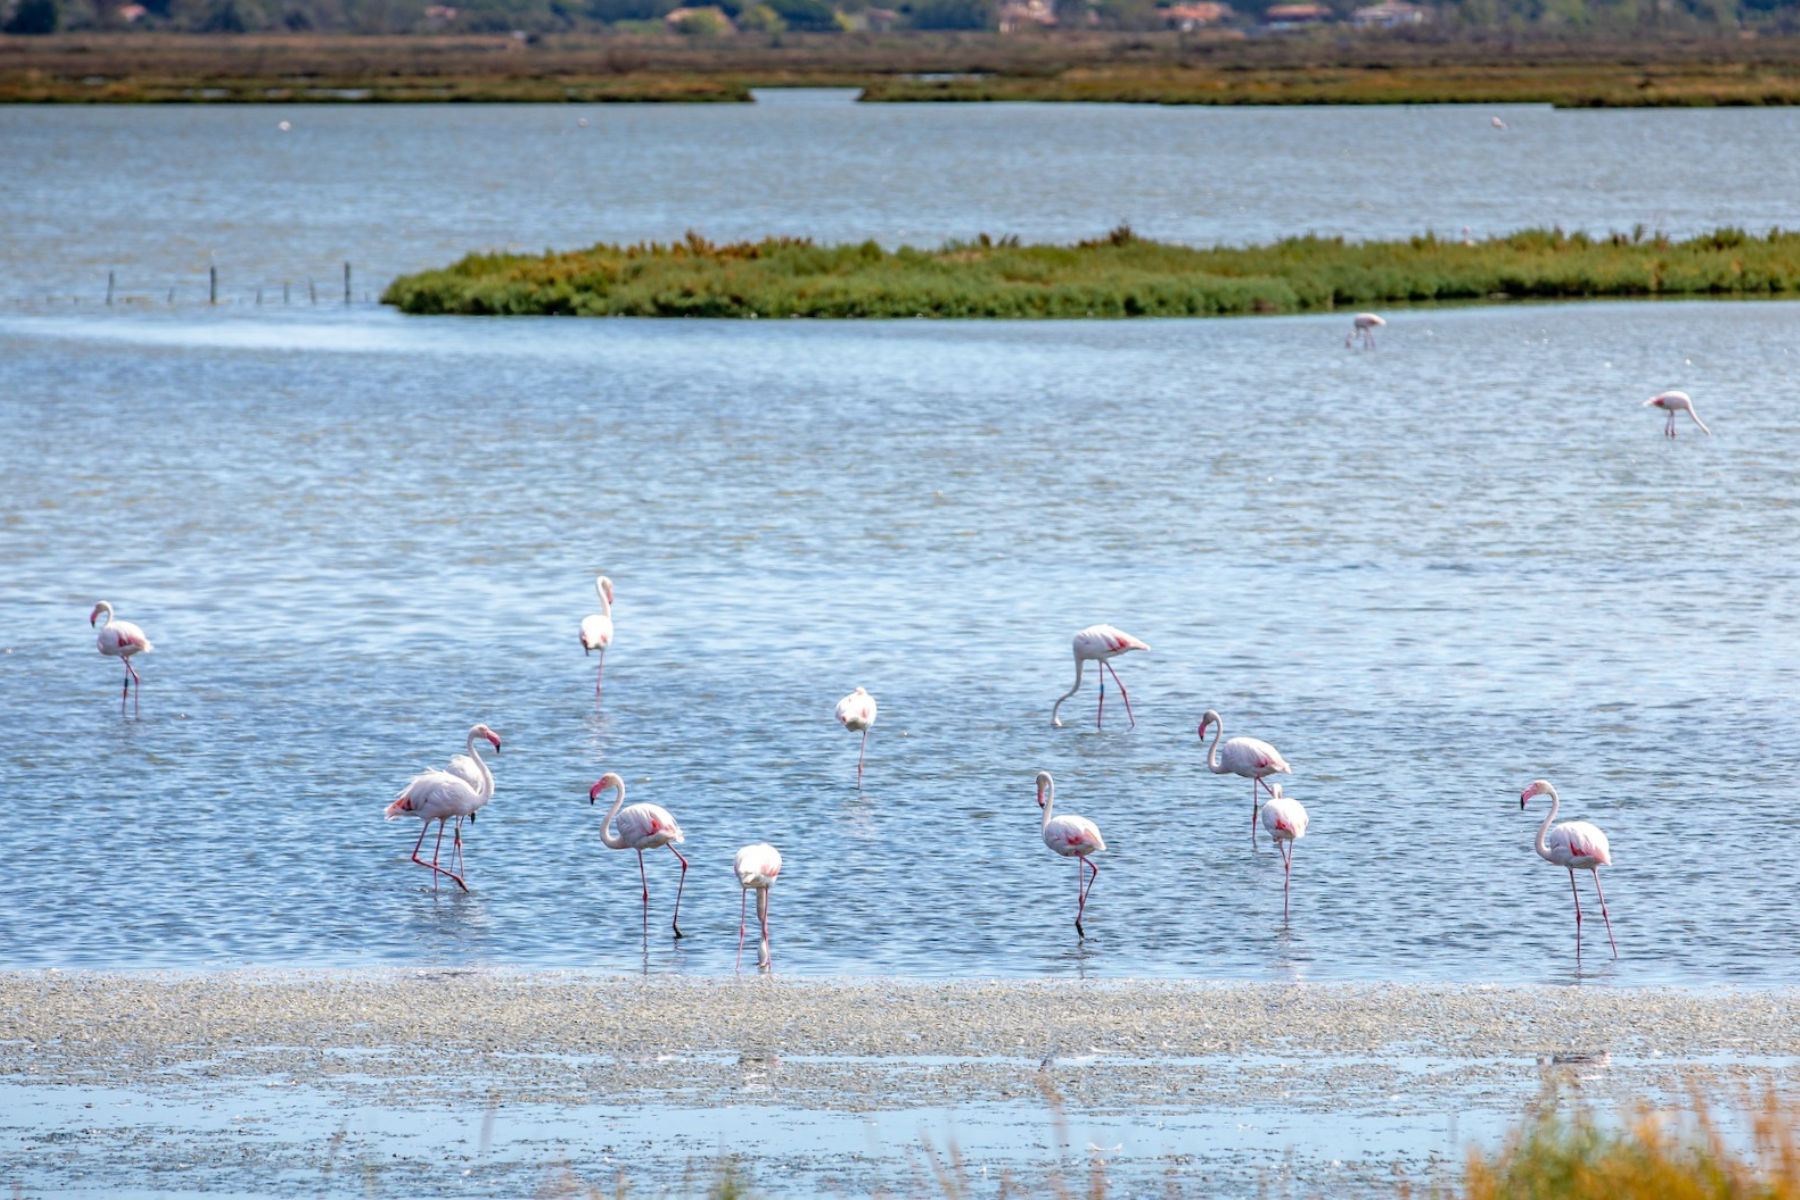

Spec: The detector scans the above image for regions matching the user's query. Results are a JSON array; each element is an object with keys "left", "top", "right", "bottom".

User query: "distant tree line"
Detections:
[{"left": 6, "top": 0, "right": 1799, "bottom": 36}]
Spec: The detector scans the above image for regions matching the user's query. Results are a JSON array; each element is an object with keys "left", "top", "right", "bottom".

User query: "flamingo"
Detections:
[
  {"left": 1644, "top": 391, "right": 1711, "bottom": 438},
  {"left": 1197, "top": 709, "right": 1292, "bottom": 845},
  {"left": 1346, "top": 313, "right": 1386, "bottom": 349},
  {"left": 835, "top": 687, "right": 877, "bottom": 782},
  {"left": 734, "top": 843, "right": 783, "bottom": 968},
  {"left": 1259, "top": 783, "right": 1310, "bottom": 919},
  {"left": 1035, "top": 770, "right": 1105, "bottom": 937},
  {"left": 89, "top": 601, "right": 153, "bottom": 717},
  {"left": 1520, "top": 779, "right": 1616, "bottom": 959},
  {"left": 385, "top": 724, "right": 500, "bottom": 893},
  {"left": 1491, "top": 116, "right": 1508, "bottom": 130},
  {"left": 589, "top": 772, "right": 688, "bottom": 938},
  {"left": 1051, "top": 625, "right": 1150, "bottom": 730},
  {"left": 579, "top": 575, "right": 615, "bottom": 703}
]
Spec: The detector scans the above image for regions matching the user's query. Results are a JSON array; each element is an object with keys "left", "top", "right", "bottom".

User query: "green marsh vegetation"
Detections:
[{"left": 382, "top": 225, "right": 1800, "bottom": 318}]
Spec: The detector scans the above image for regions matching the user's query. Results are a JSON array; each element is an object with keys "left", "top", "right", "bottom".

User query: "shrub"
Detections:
[{"left": 3, "top": 0, "right": 60, "bottom": 31}]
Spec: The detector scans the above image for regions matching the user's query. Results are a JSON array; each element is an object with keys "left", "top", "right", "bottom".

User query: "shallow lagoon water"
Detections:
[{"left": 2, "top": 299, "right": 1798, "bottom": 981}]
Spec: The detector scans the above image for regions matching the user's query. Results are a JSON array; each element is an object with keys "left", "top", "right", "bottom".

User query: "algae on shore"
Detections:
[{"left": 382, "top": 226, "right": 1800, "bottom": 319}]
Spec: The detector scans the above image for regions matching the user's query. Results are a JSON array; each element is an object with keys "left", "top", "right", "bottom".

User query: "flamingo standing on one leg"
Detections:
[
  {"left": 1346, "top": 313, "right": 1386, "bottom": 349},
  {"left": 589, "top": 772, "right": 688, "bottom": 938},
  {"left": 1035, "top": 770, "right": 1105, "bottom": 938},
  {"left": 1644, "top": 391, "right": 1711, "bottom": 438},
  {"left": 835, "top": 687, "right": 877, "bottom": 783},
  {"left": 385, "top": 724, "right": 500, "bottom": 893},
  {"left": 579, "top": 575, "right": 615, "bottom": 703},
  {"left": 1259, "top": 783, "right": 1310, "bottom": 919},
  {"left": 734, "top": 843, "right": 783, "bottom": 969},
  {"left": 1051, "top": 625, "right": 1150, "bottom": 730},
  {"left": 1520, "top": 779, "right": 1616, "bottom": 959},
  {"left": 90, "top": 601, "right": 153, "bottom": 717},
  {"left": 1197, "top": 709, "right": 1292, "bottom": 845}
]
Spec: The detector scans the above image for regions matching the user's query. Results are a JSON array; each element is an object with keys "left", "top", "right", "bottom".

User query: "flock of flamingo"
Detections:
[{"left": 81, "top": 355, "right": 1709, "bottom": 967}]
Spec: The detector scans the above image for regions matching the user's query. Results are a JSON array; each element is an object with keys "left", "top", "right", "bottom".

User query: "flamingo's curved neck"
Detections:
[
  {"left": 94, "top": 602, "right": 114, "bottom": 628},
  {"left": 596, "top": 579, "right": 612, "bottom": 618},
  {"left": 1039, "top": 779, "right": 1055, "bottom": 831},
  {"left": 1533, "top": 785, "right": 1560, "bottom": 863},
  {"left": 464, "top": 729, "right": 495, "bottom": 801},
  {"left": 1203, "top": 720, "right": 1226, "bottom": 773},
  {"left": 598, "top": 781, "right": 628, "bottom": 849}
]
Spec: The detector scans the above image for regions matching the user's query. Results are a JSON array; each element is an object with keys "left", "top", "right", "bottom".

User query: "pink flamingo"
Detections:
[
  {"left": 1644, "top": 391, "right": 1710, "bottom": 438},
  {"left": 835, "top": 687, "right": 877, "bottom": 782},
  {"left": 734, "top": 843, "right": 783, "bottom": 969},
  {"left": 589, "top": 772, "right": 689, "bottom": 937},
  {"left": 90, "top": 601, "right": 153, "bottom": 717},
  {"left": 385, "top": 724, "right": 500, "bottom": 893},
  {"left": 1521, "top": 779, "right": 1616, "bottom": 958},
  {"left": 1198, "top": 709, "right": 1292, "bottom": 845},
  {"left": 1346, "top": 313, "right": 1385, "bottom": 349},
  {"left": 1035, "top": 770, "right": 1105, "bottom": 937},
  {"left": 1259, "top": 783, "right": 1309, "bottom": 919},
  {"left": 579, "top": 575, "right": 615, "bottom": 702},
  {"left": 1051, "top": 625, "right": 1150, "bottom": 729}
]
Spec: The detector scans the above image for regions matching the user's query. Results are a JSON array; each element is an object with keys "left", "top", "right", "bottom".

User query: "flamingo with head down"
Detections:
[
  {"left": 1052, "top": 625, "right": 1150, "bottom": 729},
  {"left": 734, "top": 843, "right": 783, "bottom": 968},
  {"left": 835, "top": 687, "right": 877, "bottom": 782},
  {"left": 1259, "top": 783, "right": 1309, "bottom": 919},
  {"left": 1644, "top": 391, "right": 1710, "bottom": 438},
  {"left": 90, "top": 601, "right": 153, "bottom": 716},
  {"left": 1521, "top": 779, "right": 1616, "bottom": 958},
  {"left": 1197, "top": 709, "right": 1292, "bottom": 845},
  {"left": 1346, "top": 313, "right": 1385, "bottom": 349},
  {"left": 589, "top": 772, "right": 689, "bottom": 938}
]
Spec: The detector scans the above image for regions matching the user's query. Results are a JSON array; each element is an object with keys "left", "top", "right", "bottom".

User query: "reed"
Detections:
[
  {"left": 382, "top": 225, "right": 1800, "bottom": 319},
  {"left": 1466, "top": 1090, "right": 1800, "bottom": 1200}
]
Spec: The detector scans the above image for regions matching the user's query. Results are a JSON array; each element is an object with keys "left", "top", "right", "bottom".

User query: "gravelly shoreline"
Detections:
[{"left": 7, "top": 973, "right": 1800, "bottom": 1197}]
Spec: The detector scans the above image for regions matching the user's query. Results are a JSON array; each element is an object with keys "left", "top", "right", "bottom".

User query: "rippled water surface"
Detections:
[{"left": 2, "top": 103, "right": 1798, "bottom": 982}]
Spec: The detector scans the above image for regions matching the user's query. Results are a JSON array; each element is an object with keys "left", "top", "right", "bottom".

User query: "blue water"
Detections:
[{"left": 2, "top": 102, "right": 1799, "bottom": 982}]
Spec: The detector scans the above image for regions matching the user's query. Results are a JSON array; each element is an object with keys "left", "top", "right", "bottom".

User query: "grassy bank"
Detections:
[
  {"left": 382, "top": 226, "right": 1800, "bottom": 318},
  {"left": 11, "top": 32, "right": 1800, "bottom": 106}
]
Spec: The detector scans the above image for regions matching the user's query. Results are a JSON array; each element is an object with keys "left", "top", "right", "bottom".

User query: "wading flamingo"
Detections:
[
  {"left": 1644, "top": 391, "right": 1711, "bottom": 438},
  {"left": 1036, "top": 770, "right": 1105, "bottom": 938},
  {"left": 1491, "top": 116, "right": 1507, "bottom": 131},
  {"left": 579, "top": 575, "right": 615, "bottom": 702},
  {"left": 734, "top": 843, "right": 783, "bottom": 969},
  {"left": 1346, "top": 313, "right": 1386, "bottom": 349},
  {"left": 1521, "top": 779, "right": 1616, "bottom": 958},
  {"left": 589, "top": 773, "right": 689, "bottom": 937},
  {"left": 1051, "top": 626, "right": 1150, "bottom": 730},
  {"left": 1197, "top": 709, "right": 1292, "bottom": 845},
  {"left": 90, "top": 601, "right": 153, "bottom": 717},
  {"left": 835, "top": 687, "right": 877, "bottom": 783},
  {"left": 385, "top": 724, "right": 500, "bottom": 893},
  {"left": 1259, "top": 783, "right": 1310, "bottom": 919}
]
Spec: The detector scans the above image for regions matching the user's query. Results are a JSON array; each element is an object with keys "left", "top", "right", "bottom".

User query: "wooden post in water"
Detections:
[
  {"left": 106, "top": 271, "right": 115, "bottom": 306},
  {"left": 309, "top": 279, "right": 317, "bottom": 305},
  {"left": 343, "top": 261, "right": 352, "bottom": 305},
  {"left": 256, "top": 287, "right": 263, "bottom": 306},
  {"left": 209, "top": 266, "right": 218, "bottom": 306},
  {"left": 283, "top": 281, "right": 290, "bottom": 305}
]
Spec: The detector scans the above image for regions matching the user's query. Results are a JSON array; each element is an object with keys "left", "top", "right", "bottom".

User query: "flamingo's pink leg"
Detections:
[
  {"left": 737, "top": 888, "right": 749, "bottom": 970},
  {"left": 668, "top": 844, "right": 688, "bottom": 938},
  {"left": 120, "top": 664, "right": 131, "bottom": 714},
  {"left": 595, "top": 650, "right": 605, "bottom": 704},
  {"left": 757, "top": 889, "right": 772, "bottom": 967},
  {"left": 858, "top": 729, "right": 867, "bottom": 784},
  {"left": 1251, "top": 777, "right": 1261, "bottom": 845},
  {"left": 1103, "top": 661, "right": 1136, "bottom": 728},
  {"left": 1591, "top": 870, "right": 1618, "bottom": 958},
  {"left": 637, "top": 849, "right": 650, "bottom": 905},
  {"left": 1568, "top": 868, "right": 1583, "bottom": 956},
  {"left": 1281, "top": 840, "right": 1293, "bottom": 920},
  {"left": 1075, "top": 857, "right": 1099, "bottom": 937},
  {"left": 1096, "top": 663, "right": 1105, "bottom": 729}
]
